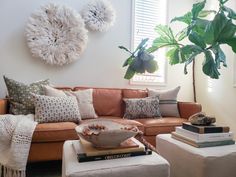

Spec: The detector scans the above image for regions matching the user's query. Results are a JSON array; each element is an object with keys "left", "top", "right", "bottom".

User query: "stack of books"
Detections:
[
  {"left": 72, "top": 137, "right": 152, "bottom": 162},
  {"left": 171, "top": 122, "right": 235, "bottom": 148}
]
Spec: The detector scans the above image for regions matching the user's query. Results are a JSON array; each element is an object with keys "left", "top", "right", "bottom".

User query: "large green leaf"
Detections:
[
  {"left": 198, "top": 10, "right": 217, "bottom": 18},
  {"left": 181, "top": 45, "right": 203, "bottom": 54},
  {"left": 124, "top": 66, "right": 136, "bottom": 80},
  {"left": 144, "top": 60, "right": 158, "bottom": 73},
  {"left": 166, "top": 46, "right": 191, "bottom": 65},
  {"left": 168, "top": 47, "right": 181, "bottom": 65},
  {"left": 222, "top": 6, "right": 236, "bottom": 19},
  {"left": 134, "top": 38, "right": 149, "bottom": 53},
  {"left": 166, "top": 45, "right": 203, "bottom": 66},
  {"left": 225, "top": 37, "right": 236, "bottom": 53},
  {"left": 122, "top": 56, "right": 134, "bottom": 67},
  {"left": 155, "top": 25, "right": 176, "bottom": 41},
  {"left": 130, "top": 58, "right": 145, "bottom": 73},
  {"left": 192, "top": 19, "right": 210, "bottom": 37},
  {"left": 171, "top": 12, "right": 192, "bottom": 25},
  {"left": 188, "top": 31, "right": 206, "bottom": 49},
  {"left": 148, "top": 25, "right": 177, "bottom": 53},
  {"left": 203, "top": 51, "right": 220, "bottom": 79},
  {"left": 181, "top": 45, "right": 203, "bottom": 74},
  {"left": 211, "top": 45, "right": 227, "bottom": 68},
  {"left": 137, "top": 50, "right": 154, "bottom": 61},
  {"left": 184, "top": 52, "right": 201, "bottom": 74},
  {"left": 192, "top": 0, "right": 206, "bottom": 20},
  {"left": 176, "top": 28, "right": 188, "bottom": 41},
  {"left": 218, "top": 20, "right": 236, "bottom": 42},
  {"left": 219, "top": 0, "right": 229, "bottom": 5},
  {"left": 204, "top": 13, "right": 236, "bottom": 44}
]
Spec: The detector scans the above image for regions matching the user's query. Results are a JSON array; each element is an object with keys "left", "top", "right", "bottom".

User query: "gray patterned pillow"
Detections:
[
  {"left": 3, "top": 76, "right": 49, "bottom": 115},
  {"left": 147, "top": 86, "right": 180, "bottom": 117},
  {"left": 123, "top": 97, "right": 161, "bottom": 119},
  {"left": 33, "top": 94, "right": 81, "bottom": 123}
]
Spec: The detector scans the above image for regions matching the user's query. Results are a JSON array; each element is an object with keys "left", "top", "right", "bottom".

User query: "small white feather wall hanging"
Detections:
[
  {"left": 81, "top": 0, "right": 116, "bottom": 32},
  {"left": 25, "top": 3, "right": 88, "bottom": 66}
]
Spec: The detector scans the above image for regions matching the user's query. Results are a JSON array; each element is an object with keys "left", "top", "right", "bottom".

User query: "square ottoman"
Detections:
[
  {"left": 156, "top": 134, "right": 236, "bottom": 177},
  {"left": 62, "top": 140, "right": 170, "bottom": 177}
]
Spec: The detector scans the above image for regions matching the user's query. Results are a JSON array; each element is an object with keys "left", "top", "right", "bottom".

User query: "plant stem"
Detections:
[{"left": 192, "top": 59, "right": 197, "bottom": 102}]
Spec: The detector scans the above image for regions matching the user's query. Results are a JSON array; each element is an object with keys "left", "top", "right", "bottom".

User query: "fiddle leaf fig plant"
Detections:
[
  {"left": 148, "top": 0, "right": 236, "bottom": 79},
  {"left": 119, "top": 38, "right": 158, "bottom": 79}
]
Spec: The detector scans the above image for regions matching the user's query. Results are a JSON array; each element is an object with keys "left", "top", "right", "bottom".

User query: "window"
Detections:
[{"left": 131, "top": 0, "right": 168, "bottom": 86}]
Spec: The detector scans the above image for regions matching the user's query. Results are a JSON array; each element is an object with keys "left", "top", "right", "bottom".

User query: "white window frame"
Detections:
[{"left": 130, "top": 0, "right": 168, "bottom": 86}]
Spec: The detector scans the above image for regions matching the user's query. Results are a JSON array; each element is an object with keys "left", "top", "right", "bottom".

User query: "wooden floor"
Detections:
[{"left": 26, "top": 161, "right": 61, "bottom": 177}]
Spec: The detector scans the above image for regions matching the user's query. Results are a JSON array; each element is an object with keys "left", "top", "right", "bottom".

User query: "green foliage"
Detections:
[
  {"left": 149, "top": 0, "right": 236, "bottom": 79},
  {"left": 119, "top": 0, "right": 236, "bottom": 80},
  {"left": 119, "top": 38, "right": 158, "bottom": 79}
]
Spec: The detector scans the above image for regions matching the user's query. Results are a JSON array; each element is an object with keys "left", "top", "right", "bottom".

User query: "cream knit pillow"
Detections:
[{"left": 65, "top": 89, "right": 98, "bottom": 119}]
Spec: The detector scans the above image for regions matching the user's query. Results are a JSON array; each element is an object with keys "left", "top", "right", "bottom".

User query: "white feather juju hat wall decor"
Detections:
[
  {"left": 25, "top": 3, "right": 88, "bottom": 66},
  {"left": 81, "top": 0, "right": 116, "bottom": 32}
]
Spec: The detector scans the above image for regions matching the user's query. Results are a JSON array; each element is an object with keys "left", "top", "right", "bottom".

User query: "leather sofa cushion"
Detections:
[
  {"left": 81, "top": 116, "right": 145, "bottom": 133},
  {"left": 123, "top": 89, "right": 148, "bottom": 98},
  {"left": 28, "top": 142, "right": 64, "bottom": 162},
  {"left": 32, "top": 122, "right": 78, "bottom": 143},
  {"left": 136, "top": 118, "right": 187, "bottom": 136},
  {"left": 178, "top": 102, "right": 202, "bottom": 119},
  {"left": 74, "top": 87, "right": 123, "bottom": 117}
]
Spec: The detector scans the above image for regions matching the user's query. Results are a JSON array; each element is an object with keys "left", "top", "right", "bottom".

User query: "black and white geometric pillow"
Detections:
[
  {"left": 123, "top": 97, "right": 161, "bottom": 119},
  {"left": 33, "top": 94, "right": 81, "bottom": 123}
]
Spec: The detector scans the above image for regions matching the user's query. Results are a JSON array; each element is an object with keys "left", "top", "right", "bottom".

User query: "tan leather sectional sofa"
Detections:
[{"left": 0, "top": 87, "right": 202, "bottom": 162}]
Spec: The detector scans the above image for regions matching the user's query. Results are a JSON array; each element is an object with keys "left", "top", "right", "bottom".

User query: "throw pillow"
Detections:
[
  {"left": 33, "top": 94, "right": 81, "bottom": 123},
  {"left": 147, "top": 86, "right": 181, "bottom": 117},
  {"left": 65, "top": 89, "right": 98, "bottom": 119},
  {"left": 43, "top": 85, "right": 67, "bottom": 97},
  {"left": 123, "top": 97, "right": 161, "bottom": 119},
  {"left": 3, "top": 76, "right": 49, "bottom": 115}
]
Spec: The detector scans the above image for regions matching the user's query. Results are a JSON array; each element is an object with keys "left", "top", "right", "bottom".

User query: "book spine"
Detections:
[
  {"left": 197, "top": 140, "right": 235, "bottom": 148},
  {"left": 172, "top": 132, "right": 235, "bottom": 148},
  {"left": 78, "top": 150, "right": 152, "bottom": 163},
  {"left": 182, "top": 123, "right": 229, "bottom": 134},
  {"left": 182, "top": 123, "right": 201, "bottom": 133},
  {"left": 175, "top": 127, "right": 233, "bottom": 142}
]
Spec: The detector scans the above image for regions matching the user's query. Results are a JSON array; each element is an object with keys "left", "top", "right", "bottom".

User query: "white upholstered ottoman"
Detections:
[
  {"left": 62, "top": 140, "right": 170, "bottom": 177},
  {"left": 156, "top": 134, "right": 236, "bottom": 177}
]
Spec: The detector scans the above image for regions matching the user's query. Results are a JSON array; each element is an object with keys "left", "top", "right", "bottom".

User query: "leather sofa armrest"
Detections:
[
  {"left": 178, "top": 102, "right": 202, "bottom": 119},
  {"left": 0, "top": 99, "right": 8, "bottom": 115}
]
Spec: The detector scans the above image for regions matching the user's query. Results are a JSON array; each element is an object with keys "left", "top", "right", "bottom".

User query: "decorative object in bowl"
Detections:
[{"left": 75, "top": 119, "right": 140, "bottom": 148}]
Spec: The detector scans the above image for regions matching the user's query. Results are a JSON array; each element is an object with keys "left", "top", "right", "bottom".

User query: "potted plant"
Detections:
[{"left": 119, "top": 0, "right": 236, "bottom": 80}]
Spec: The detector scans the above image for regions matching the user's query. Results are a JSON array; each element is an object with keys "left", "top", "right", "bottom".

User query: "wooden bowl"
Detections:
[{"left": 75, "top": 119, "right": 140, "bottom": 148}]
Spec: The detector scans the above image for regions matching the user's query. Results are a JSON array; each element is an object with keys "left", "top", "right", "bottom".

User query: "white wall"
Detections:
[
  {"left": 195, "top": 0, "right": 236, "bottom": 133},
  {"left": 0, "top": 0, "right": 194, "bottom": 101}
]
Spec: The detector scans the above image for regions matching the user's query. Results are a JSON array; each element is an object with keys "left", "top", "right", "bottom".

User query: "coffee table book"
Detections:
[
  {"left": 72, "top": 139, "right": 152, "bottom": 162},
  {"left": 182, "top": 122, "right": 230, "bottom": 134},
  {"left": 171, "top": 132, "right": 235, "bottom": 148},
  {"left": 175, "top": 127, "right": 234, "bottom": 143},
  {"left": 79, "top": 137, "right": 145, "bottom": 156}
]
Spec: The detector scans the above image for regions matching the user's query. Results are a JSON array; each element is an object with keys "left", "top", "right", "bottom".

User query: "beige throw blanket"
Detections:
[{"left": 0, "top": 114, "right": 37, "bottom": 177}]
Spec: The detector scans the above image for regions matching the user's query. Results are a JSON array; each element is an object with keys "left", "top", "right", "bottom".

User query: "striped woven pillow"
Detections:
[{"left": 147, "top": 86, "right": 180, "bottom": 117}]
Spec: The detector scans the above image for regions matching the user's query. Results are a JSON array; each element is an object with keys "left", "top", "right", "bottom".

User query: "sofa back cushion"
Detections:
[
  {"left": 122, "top": 89, "right": 148, "bottom": 98},
  {"left": 74, "top": 87, "right": 123, "bottom": 117}
]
